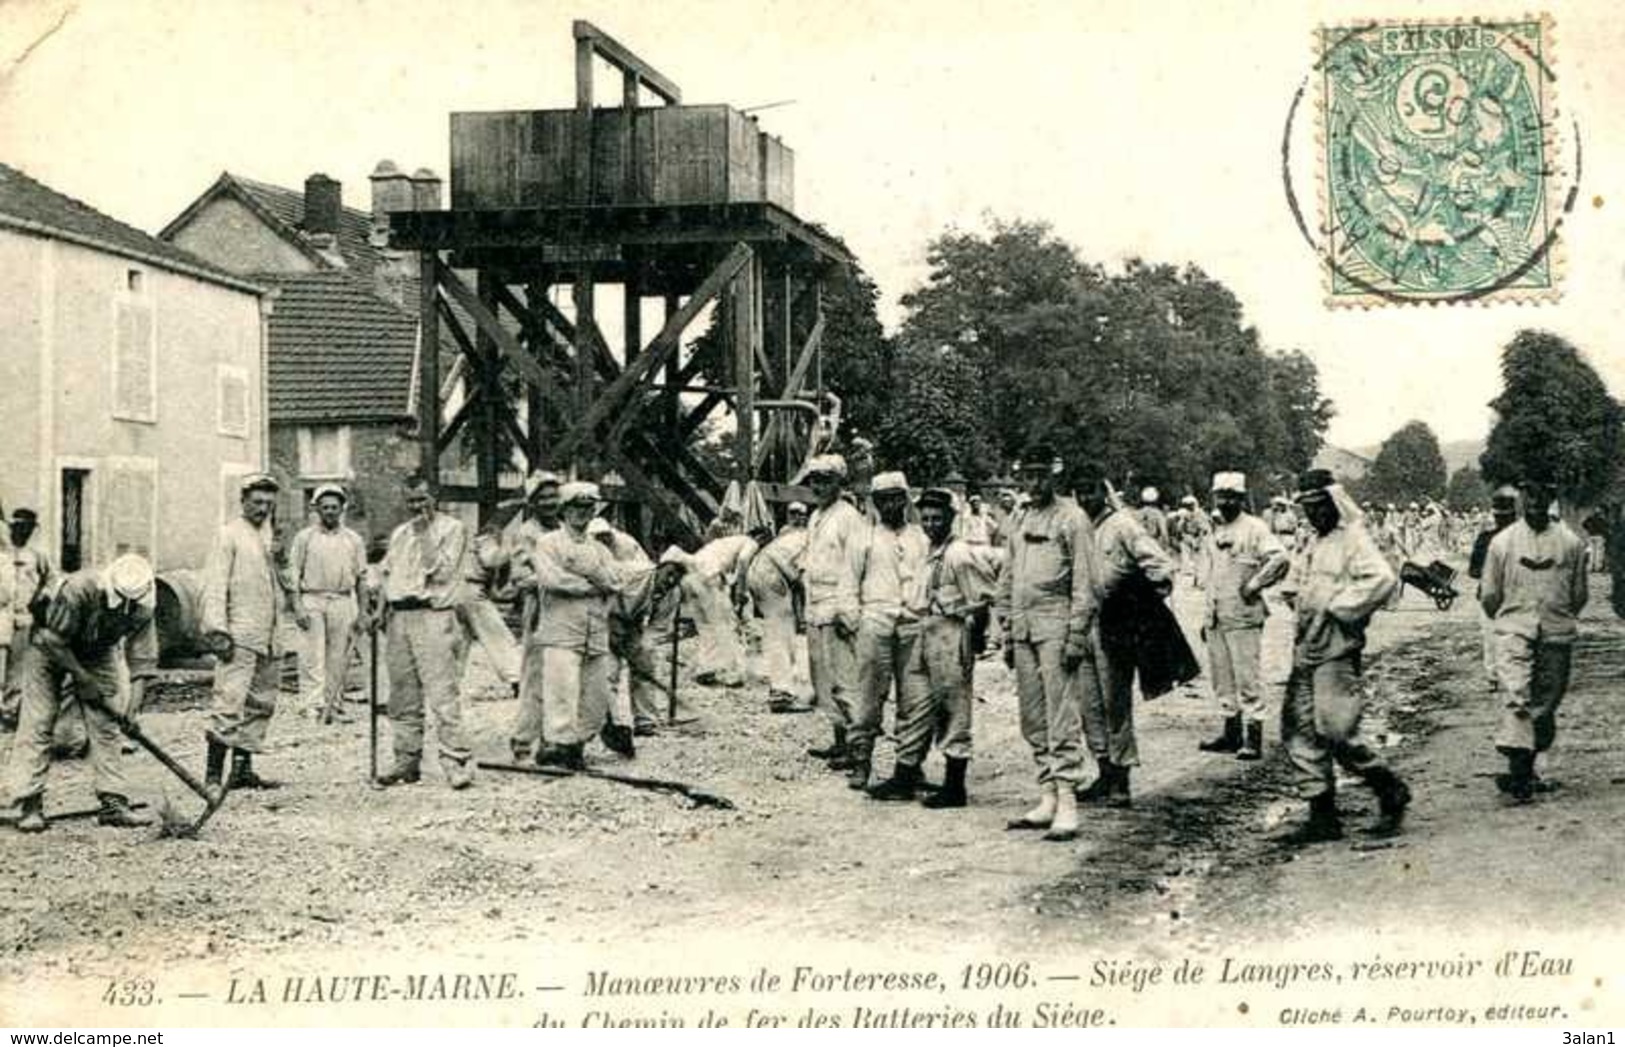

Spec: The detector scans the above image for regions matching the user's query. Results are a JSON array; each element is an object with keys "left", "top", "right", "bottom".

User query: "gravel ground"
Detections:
[{"left": 2, "top": 571, "right": 1620, "bottom": 1022}]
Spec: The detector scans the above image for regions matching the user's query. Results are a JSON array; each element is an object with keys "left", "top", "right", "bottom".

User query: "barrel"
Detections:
[{"left": 154, "top": 569, "right": 208, "bottom": 664}]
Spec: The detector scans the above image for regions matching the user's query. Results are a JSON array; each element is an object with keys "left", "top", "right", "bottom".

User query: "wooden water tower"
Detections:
[{"left": 389, "top": 21, "right": 850, "bottom": 543}]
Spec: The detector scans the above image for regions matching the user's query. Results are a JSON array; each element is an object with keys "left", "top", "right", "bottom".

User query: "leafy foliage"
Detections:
[
  {"left": 848, "top": 218, "right": 1333, "bottom": 492},
  {"left": 1364, "top": 421, "right": 1448, "bottom": 505},
  {"left": 1480, "top": 329, "right": 1622, "bottom": 507},
  {"left": 1445, "top": 465, "right": 1492, "bottom": 509}
]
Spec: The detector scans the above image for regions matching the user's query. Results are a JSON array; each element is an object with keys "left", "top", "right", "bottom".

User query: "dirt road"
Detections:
[{"left": 2, "top": 569, "right": 1620, "bottom": 1022}]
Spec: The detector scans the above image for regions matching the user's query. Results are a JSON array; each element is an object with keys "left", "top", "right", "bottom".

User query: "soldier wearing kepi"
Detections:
[
  {"left": 868, "top": 487, "right": 995, "bottom": 807},
  {"left": 998, "top": 444, "right": 1096, "bottom": 842},
  {"left": 202, "top": 473, "right": 294, "bottom": 791},
  {"left": 3, "top": 555, "right": 158, "bottom": 832},
  {"left": 1468, "top": 486, "right": 1520, "bottom": 696},
  {"left": 288, "top": 483, "right": 367, "bottom": 725},
  {"left": 507, "top": 470, "right": 564, "bottom": 761},
  {"left": 1479, "top": 478, "right": 1589, "bottom": 803},
  {"left": 3, "top": 508, "right": 53, "bottom": 728},
  {"left": 799, "top": 455, "right": 868, "bottom": 768},
  {"left": 374, "top": 474, "right": 475, "bottom": 789},
  {"left": 528, "top": 482, "right": 624, "bottom": 770},
  {"left": 847, "top": 471, "right": 929, "bottom": 791},
  {"left": 1199, "top": 471, "right": 1289, "bottom": 761},
  {"left": 1280, "top": 468, "right": 1408, "bottom": 842}
]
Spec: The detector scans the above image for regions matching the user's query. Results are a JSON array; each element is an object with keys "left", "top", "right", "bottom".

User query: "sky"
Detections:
[{"left": 3, "top": 0, "right": 1624, "bottom": 451}]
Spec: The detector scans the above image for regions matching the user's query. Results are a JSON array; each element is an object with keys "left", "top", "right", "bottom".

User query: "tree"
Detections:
[
  {"left": 1365, "top": 421, "right": 1448, "bottom": 505},
  {"left": 1480, "top": 329, "right": 1622, "bottom": 508},
  {"left": 1445, "top": 465, "right": 1491, "bottom": 508},
  {"left": 882, "top": 218, "right": 1334, "bottom": 493}
]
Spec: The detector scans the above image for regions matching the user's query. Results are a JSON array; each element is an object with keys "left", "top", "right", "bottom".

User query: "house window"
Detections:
[
  {"left": 217, "top": 365, "right": 250, "bottom": 438},
  {"left": 127, "top": 269, "right": 144, "bottom": 293},
  {"left": 297, "top": 425, "right": 352, "bottom": 480},
  {"left": 113, "top": 297, "right": 157, "bottom": 422},
  {"left": 101, "top": 457, "right": 158, "bottom": 561}
]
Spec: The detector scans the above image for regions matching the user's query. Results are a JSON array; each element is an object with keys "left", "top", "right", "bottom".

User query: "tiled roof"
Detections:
[
  {"left": 0, "top": 162, "right": 262, "bottom": 293},
  {"left": 228, "top": 174, "right": 385, "bottom": 277},
  {"left": 257, "top": 271, "right": 416, "bottom": 423}
]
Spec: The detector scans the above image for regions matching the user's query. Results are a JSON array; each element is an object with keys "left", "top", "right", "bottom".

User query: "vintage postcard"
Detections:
[{"left": 0, "top": 0, "right": 1621, "bottom": 1033}]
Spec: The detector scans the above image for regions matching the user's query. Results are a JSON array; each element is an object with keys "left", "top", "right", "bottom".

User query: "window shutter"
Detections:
[
  {"left": 218, "top": 366, "right": 249, "bottom": 437},
  {"left": 115, "top": 300, "right": 156, "bottom": 420},
  {"left": 102, "top": 460, "right": 157, "bottom": 560}
]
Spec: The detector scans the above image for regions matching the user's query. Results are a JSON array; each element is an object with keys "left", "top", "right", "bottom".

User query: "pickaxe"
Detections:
[
  {"left": 0, "top": 800, "right": 149, "bottom": 827},
  {"left": 78, "top": 692, "right": 228, "bottom": 837},
  {"left": 475, "top": 760, "right": 735, "bottom": 810}
]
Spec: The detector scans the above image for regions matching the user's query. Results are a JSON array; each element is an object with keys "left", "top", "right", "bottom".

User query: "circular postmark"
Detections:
[{"left": 1281, "top": 17, "right": 1581, "bottom": 306}]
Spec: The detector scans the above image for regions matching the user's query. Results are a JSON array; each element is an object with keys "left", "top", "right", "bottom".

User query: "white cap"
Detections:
[
  {"left": 1212, "top": 471, "right": 1247, "bottom": 494},
  {"left": 871, "top": 471, "right": 909, "bottom": 494},
  {"left": 658, "top": 545, "right": 691, "bottom": 567},
  {"left": 787, "top": 501, "right": 808, "bottom": 514},
  {"left": 559, "top": 481, "right": 601, "bottom": 506},
  {"left": 312, "top": 482, "right": 347, "bottom": 504},
  {"left": 524, "top": 470, "right": 563, "bottom": 499},
  {"left": 804, "top": 454, "right": 848, "bottom": 479},
  {"left": 586, "top": 517, "right": 613, "bottom": 537},
  {"left": 103, "top": 554, "right": 155, "bottom": 606},
  {"left": 1140, "top": 486, "right": 1160, "bottom": 504}
]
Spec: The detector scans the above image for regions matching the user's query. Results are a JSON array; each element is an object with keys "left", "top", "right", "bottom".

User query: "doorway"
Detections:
[{"left": 61, "top": 467, "right": 89, "bottom": 572}]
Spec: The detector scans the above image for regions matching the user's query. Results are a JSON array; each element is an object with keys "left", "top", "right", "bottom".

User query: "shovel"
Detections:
[{"left": 78, "top": 692, "right": 227, "bottom": 837}]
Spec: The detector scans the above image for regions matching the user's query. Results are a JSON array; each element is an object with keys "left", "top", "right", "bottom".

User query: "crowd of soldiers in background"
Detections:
[{"left": 0, "top": 445, "right": 1591, "bottom": 843}]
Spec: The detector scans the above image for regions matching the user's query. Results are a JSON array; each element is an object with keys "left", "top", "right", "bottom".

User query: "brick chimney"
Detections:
[
  {"left": 369, "top": 159, "right": 414, "bottom": 233},
  {"left": 303, "top": 174, "right": 341, "bottom": 236},
  {"left": 410, "top": 168, "right": 442, "bottom": 212}
]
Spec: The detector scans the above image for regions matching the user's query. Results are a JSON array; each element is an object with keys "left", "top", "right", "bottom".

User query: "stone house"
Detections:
[{"left": 0, "top": 161, "right": 268, "bottom": 572}]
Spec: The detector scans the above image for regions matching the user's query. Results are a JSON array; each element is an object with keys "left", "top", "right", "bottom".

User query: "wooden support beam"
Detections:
[
  {"left": 437, "top": 396, "right": 477, "bottom": 453},
  {"left": 436, "top": 297, "right": 478, "bottom": 364},
  {"left": 573, "top": 20, "right": 682, "bottom": 104},
  {"left": 679, "top": 390, "right": 726, "bottom": 442},
  {"left": 571, "top": 274, "right": 594, "bottom": 461},
  {"left": 475, "top": 272, "right": 501, "bottom": 521},
  {"left": 435, "top": 260, "right": 551, "bottom": 390},
  {"left": 734, "top": 254, "right": 759, "bottom": 483},
  {"left": 574, "top": 36, "right": 594, "bottom": 203},
  {"left": 603, "top": 447, "right": 700, "bottom": 546},
  {"left": 418, "top": 251, "right": 440, "bottom": 483},
  {"left": 524, "top": 278, "right": 547, "bottom": 469},
  {"left": 553, "top": 243, "right": 752, "bottom": 464}
]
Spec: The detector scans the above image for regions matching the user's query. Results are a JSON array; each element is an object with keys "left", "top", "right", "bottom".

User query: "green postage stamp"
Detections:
[{"left": 1318, "top": 18, "right": 1562, "bottom": 306}]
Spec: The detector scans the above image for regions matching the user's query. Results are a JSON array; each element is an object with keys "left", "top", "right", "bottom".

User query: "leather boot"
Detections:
[
  {"left": 599, "top": 722, "right": 636, "bottom": 758},
  {"left": 96, "top": 793, "right": 153, "bottom": 828},
  {"left": 808, "top": 725, "right": 847, "bottom": 761},
  {"left": 1007, "top": 782, "right": 1057, "bottom": 830},
  {"left": 228, "top": 750, "right": 281, "bottom": 790},
  {"left": 867, "top": 762, "right": 922, "bottom": 802},
  {"left": 1282, "top": 790, "right": 1343, "bottom": 844},
  {"left": 845, "top": 752, "right": 873, "bottom": 791},
  {"left": 1236, "top": 721, "right": 1264, "bottom": 761},
  {"left": 1363, "top": 768, "right": 1411, "bottom": 837},
  {"left": 204, "top": 738, "right": 229, "bottom": 789},
  {"left": 509, "top": 740, "right": 532, "bottom": 764},
  {"left": 1199, "top": 714, "right": 1243, "bottom": 753},
  {"left": 375, "top": 757, "right": 422, "bottom": 787},
  {"left": 1106, "top": 764, "right": 1133, "bottom": 808},
  {"left": 921, "top": 757, "right": 969, "bottom": 809},
  {"left": 1497, "top": 748, "right": 1536, "bottom": 803},
  {"left": 1043, "top": 785, "right": 1081, "bottom": 842},
  {"left": 15, "top": 794, "right": 46, "bottom": 834},
  {"left": 443, "top": 757, "right": 475, "bottom": 791},
  {"left": 537, "top": 743, "right": 586, "bottom": 772},
  {"left": 1076, "top": 761, "right": 1115, "bottom": 804}
]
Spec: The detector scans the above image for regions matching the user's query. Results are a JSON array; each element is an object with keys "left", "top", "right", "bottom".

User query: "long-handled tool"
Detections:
[
  {"left": 668, "top": 587, "right": 682, "bottom": 725},
  {"left": 368, "top": 625, "right": 380, "bottom": 783},
  {"left": 476, "top": 760, "right": 734, "bottom": 810},
  {"left": 0, "top": 800, "right": 149, "bottom": 827},
  {"left": 78, "top": 693, "right": 227, "bottom": 837}
]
